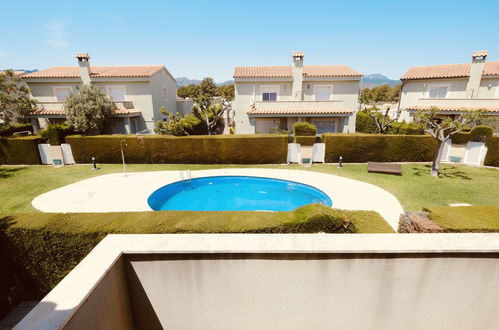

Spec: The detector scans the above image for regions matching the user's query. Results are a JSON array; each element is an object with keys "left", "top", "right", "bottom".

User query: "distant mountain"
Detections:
[
  {"left": 1, "top": 69, "right": 38, "bottom": 74},
  {"left": 361, "top": 74, "right": 399, "bottom": 88},
  {"left": 176, "top": 77, "right": 234, "bottom": 88}
]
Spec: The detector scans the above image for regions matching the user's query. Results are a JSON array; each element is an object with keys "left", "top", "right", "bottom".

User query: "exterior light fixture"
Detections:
[
  {"left": 91, "top": 157, "right": 98, "bottom": 170},
  {"left": 339, "top": 155, "right": 343, "bottom": 168}
]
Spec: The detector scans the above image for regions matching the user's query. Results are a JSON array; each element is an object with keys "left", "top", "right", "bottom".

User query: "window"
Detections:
[
  {"left": 312, "top": 119, "right": 338, "bottom": 134},
  {"left": 53, "top": 87, "right": 72, "bottom": 102},
  {"left": 428, "top": 84, "right": 448, "bottom": 99},
  {"left": 106, "top": 86, "right": 126, "bottom": 101},
  {"left": 260, "top": 85, "right": 279, "bottom": 102},
  {"left": 314, "top": 85, "right": 332, "bottom": 101},
  {"left": 163, "top": 87, "right": 168, "bottom": 100}
]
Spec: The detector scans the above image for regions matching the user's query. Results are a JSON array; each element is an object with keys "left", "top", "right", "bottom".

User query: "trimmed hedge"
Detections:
[
  {"left": 295, "top": 136, "right": 316, "bottom": 146},
  {"left": 322, "top": 133, "right": 438, "bottom": 163},
  {"left": 293, "top": 122, "right": 317, "bottom": 136},
  {"left": 425, "top": 206, "right": 499, "bottom": 232},
  {"left": 66, "top": 134, "right": 288, "bottom": 164},
  {"left": 452, "top": 126, "right": 493, "bottom": 144},
  {"left": 0, "top": 136, "right": 41, "bottom": 165},
  {"left": 484, "top": 136, "right": 499, "bottom": 167},
  {"left": 39, "top": 124, "right": 76, "bottom": 145},
  {"left": 0, "top": 206, "right": 391, "bottom": 298},
  {"left": 0, "top": 124, "right": 33, "bottom": 137}
]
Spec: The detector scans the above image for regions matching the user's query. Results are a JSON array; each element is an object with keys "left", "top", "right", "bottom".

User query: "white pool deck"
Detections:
[{"left": 32, "top": 168, "right": 404, "bottom": 230}]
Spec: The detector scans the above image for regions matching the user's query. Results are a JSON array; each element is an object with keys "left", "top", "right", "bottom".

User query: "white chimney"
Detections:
[
  {"left": 291, "top": 51, "right": 304, "bottom": 101},
  {"left": 466, "top": 50, "right": 487, "bottom": 98},
  {"left": 75, "top": 53, "right": 92, "bottom": 85}
]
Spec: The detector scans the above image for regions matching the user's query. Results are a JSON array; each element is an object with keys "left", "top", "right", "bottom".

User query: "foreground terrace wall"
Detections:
[{"left": 15, "top": 234, "right": 499, "bottom": 330}]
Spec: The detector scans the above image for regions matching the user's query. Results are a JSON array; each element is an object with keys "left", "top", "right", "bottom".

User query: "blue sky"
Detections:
[{"left": 1, "top": 0, "right": 498, "bottom": 81}]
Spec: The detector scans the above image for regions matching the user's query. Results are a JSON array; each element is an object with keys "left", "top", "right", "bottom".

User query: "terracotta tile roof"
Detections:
[
  {"left": 22, "top": 65, "right": 164, "bottom": 79},
  {"left": 248, "top": 103, "right": 353, "bottom": 115},
  {"left": 292, "top": 51, "right": 305, "bottom": 57},
  {"left": 405, "top": 105, "right": 499, "bottom": 113},
  {"left": 472, "top": 50, "right": 488, "bottom": 58},
  {"left": 30, "top": 103, "right": 141, "bottom": 116},
  {"left": 234, "top": 65, "right": 362, "bottom": 78},
  {"left": 401, "top": 61, "right": 499, "bottom": 80}
]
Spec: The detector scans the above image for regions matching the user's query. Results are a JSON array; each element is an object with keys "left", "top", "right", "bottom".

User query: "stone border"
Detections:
[{"left": 32, "top": 168, "right": 404, "bottom": 230}]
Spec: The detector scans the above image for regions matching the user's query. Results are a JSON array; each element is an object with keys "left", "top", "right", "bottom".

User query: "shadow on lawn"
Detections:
[
  {"left": 0, "top": 167, "right": 26, "bottom": 179},
  {"left": 411, "top": 165, "right": 472, "bottom": 180}
]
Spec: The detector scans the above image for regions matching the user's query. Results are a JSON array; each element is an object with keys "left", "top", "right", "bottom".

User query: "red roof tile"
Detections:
[
  {"left": 401, "top": 61, "right": 499, "bottom": 80},
  {"left": 405, "top": 105, "right": 499, "bottom": 113},
  {"left": 22, "top": 65, "right": 164, "bottom": 79},
  {"left": 234, "top": 65, "right": 362, "bottom": 78}
]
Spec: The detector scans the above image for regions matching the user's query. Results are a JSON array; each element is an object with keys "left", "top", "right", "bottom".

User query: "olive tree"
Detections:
[
  {"left": 192, "top": 95, "right": 230, "bottom": 135},
  {"left": 415, "top": 107, "right": 483, "bottom": 177},
  {"left": 65, "top": 85, "right": 115, "bottom": 134},
  {"left": 154, "top": 107, "right": 201, "bottom": 136},
  {"left": 0, "top": 70, "right": 36, "bottom": 125}
]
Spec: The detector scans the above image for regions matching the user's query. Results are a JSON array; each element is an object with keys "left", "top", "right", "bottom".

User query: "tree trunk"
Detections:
[{"left": 431, "top": 140, "right": 445, "bottom": 177}]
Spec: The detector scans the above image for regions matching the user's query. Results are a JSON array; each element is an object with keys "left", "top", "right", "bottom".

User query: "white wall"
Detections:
[{"left": 149, "top": 68, "right": 178, "bottom": 128}]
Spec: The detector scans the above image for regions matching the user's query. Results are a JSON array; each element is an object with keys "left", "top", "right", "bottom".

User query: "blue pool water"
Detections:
[{"left": 147, "top": 176, "right": 332, "bottom": 211}]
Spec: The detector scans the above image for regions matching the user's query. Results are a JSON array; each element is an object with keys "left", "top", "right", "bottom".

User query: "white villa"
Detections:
[
  {"left": 399, "top": 50, "right": 499, "bottom": 129},
  {"left": 22, "top": 53, "right": 178, "bottom": 134},
  {"left": 232, "top": 52, "right": 363, "bottom": 134}
]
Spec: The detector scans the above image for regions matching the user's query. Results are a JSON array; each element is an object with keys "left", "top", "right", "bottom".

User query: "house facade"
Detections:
[
  {"left": 232, "top": 52, "right": 363, "bottom": 134},
  {"left": 399, "top": 51, "right": 499, "bottom": 130},
  {"left": 22, "top": 53, "right": 178, "bottom": 134}
]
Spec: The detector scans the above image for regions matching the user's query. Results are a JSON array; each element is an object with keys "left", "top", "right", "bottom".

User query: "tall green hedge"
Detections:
[
  {"left": 452, "top": 126, "right": 493, "bottom": 144},
  {"left": 66, "top": 134, "right": 288, "bottom": 164},
  {"left": 0, "top": 136, "right": 41, "bottom": 165},
  {"left": 322, "top": 133, "right": 438, "bottom": 163},
  {"left": 484, "top": 136, "right": 499, "bottom": 167}
]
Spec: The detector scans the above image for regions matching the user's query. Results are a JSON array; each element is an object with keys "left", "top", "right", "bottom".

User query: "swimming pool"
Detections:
[{"left": 147, "top": 176, "right": 332, "bottom": 211}]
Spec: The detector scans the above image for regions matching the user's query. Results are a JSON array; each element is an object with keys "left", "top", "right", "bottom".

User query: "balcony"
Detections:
[
  {"left": 249, "top": 100, "right": 352, "bottom": 116},
  {"left": 14, "top": 234, "right": 499, "bottom": 329},
  {"left": 414, "top": 98, "right": 499, "bottom": 112},
  {"left": 30, "top": 101, "right": 140, "bottom": 117}
]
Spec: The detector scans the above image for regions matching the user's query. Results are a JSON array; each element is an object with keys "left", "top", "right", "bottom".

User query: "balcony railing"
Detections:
[{"left": 417, "top": 98, "right": 499, "bottom": 109}]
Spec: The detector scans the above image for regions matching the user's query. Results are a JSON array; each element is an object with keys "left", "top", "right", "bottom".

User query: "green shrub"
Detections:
[
  {"left": 0, "top": 124, "right": 33, "bottom": 137},
  {"left": 355, "top": 111, "right": 377, "bottom": 133},
  {"left": 322, "top": 133, "right": 437, "bottom": 163},
  {"left": 66, "top": 134, "right": 288, "bottom": 164},
  {"left": 293, "top": 122, "right": 317, "bottom": 136},
  {"left": 294, "top": 136, "right": 316, "bottom": 146},
  {"left": 0, "top": 136, "right": 41, "bottom": 165},
  {"left": 39, "top": 124, "right": 76, "bottom": 145},
  {"left": 452, "top": 125, "right": 494, "bottom": 144},
  {"left": 484, "top": 136, "right": 499, "bottom": 167},
  {"left": 388, "top": 121, "right": 424, "bottom": 135}
]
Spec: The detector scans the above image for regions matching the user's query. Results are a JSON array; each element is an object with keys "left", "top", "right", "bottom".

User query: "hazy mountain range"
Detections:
[
  {"left": 361, "top": 74, "right": 400, "bottom": 88},
  {"left": 176, "top": 74, "right": 399, "bottom": 89}
]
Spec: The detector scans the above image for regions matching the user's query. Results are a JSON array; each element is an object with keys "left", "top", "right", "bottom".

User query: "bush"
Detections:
[
  {"left": 388, "top": 121, "right": 424, "bottom": 135},
  {"left": 484, "top": 136, "right": 499, "bottom": 167},
  {"left": 39, "top": 124, "right": 76, "bottom": 145},
  {"left": 0, "top": 124, "right": 33, "bottom": 137},
  {"left": 294, "top": 136, "right": 316, "bottom": 146},
  {"left": 0, "top": 136, "right": 41, "bottom": 165},
  {"left": 322, "top": 134, "right": 437, "bottom": 163},
  {"left": 66, "top": 134, "right": 288, "bottom": 164},
  {"left": 355, "top": 111, "right": 377, "bottom": 133},
  {"left": 1, "top": 204, "right": 383, "bottom": 298},
  {"left": 293, "top": 122, "right": 316, "bottom": 136}
]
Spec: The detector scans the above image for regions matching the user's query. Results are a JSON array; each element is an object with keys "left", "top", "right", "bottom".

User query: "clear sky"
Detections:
[{"left": 1, "top": 0, "right": 498, "bottom": 81}]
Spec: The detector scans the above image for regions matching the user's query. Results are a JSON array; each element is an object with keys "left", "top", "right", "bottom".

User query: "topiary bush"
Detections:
[
  {"left": 66, "top": 134, "right": 288, "bottom": 164},
  {"left": 388, "top": 121, "right": 424, "bottom": 135},
  {"left": 293, "top": 122, "right": 317, "bottom": 136},
  {"left": 322, "top": 133, "right": 437, "bottom": 163},
  {"left": 39, "top": 124, "right": 76, "bottom": 145},
  {"left": 294, "top": 136, "right": 316, "bottom": 146},
  {"left": 355, "top": 111, "right": 377, "bottom": 133},
  {"left": 0, "top": 136, "right": 41, "bottom": 164}
]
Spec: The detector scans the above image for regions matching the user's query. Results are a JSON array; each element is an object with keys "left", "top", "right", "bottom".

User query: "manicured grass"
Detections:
[
  {"left": 1, "top": 163, "right": 499, "bottom": 213},
  {"left": 425, "top": 206, "right": 499, "bottom": 232}
]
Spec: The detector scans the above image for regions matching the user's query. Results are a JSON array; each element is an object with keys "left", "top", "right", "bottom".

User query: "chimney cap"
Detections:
[
  {"left": 75, "top": 53, "right": 90, "bottom": 60},
  {"left": 472, "top": 50, "right": 488, "bottom": 59},
  {"left": 292, "top": 51, "right": 305, "bottom": 58}
]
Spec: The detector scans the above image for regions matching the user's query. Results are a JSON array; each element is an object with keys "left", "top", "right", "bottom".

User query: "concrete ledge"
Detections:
[{"left": 15, "top": 233, "right": 499, "bottom": 330}]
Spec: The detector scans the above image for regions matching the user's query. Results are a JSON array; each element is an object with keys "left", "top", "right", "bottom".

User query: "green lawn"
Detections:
[
  {"left": 1, "top": 163, "right": 498, "bottom": 213},
  {"left": 425, "top": 206, "right": 499, "bottom": 232}
]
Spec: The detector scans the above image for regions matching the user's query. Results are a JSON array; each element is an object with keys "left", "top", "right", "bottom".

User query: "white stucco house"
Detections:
[
  {"left": 232, "top": 52, "right": 363, "bottom": 134},
  {"left": 399, "top": 50, "right": 499, "bottom": 130},
  {"left": 22, "top": 53, "right": 178, "bottom": 134}
]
